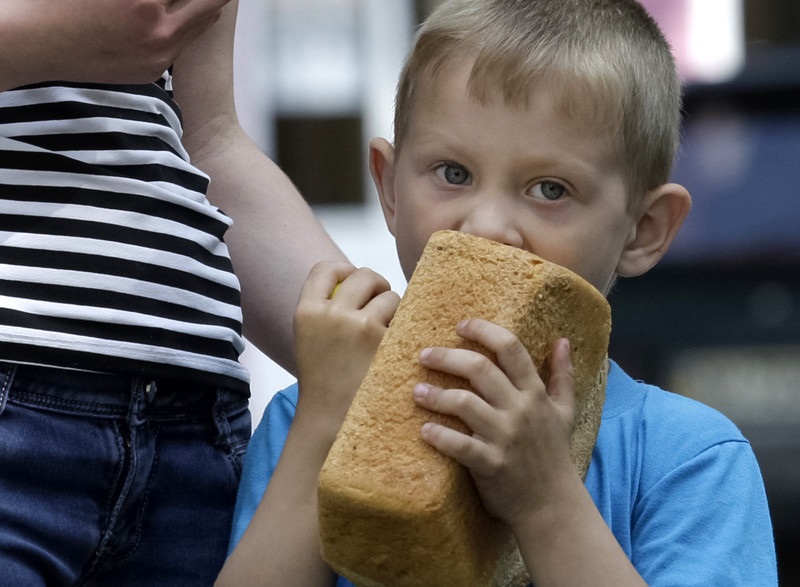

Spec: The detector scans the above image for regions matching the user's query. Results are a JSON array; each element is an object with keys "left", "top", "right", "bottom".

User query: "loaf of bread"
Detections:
[{"left": 318, "top": 230, "right": 611, "bottom": 586}]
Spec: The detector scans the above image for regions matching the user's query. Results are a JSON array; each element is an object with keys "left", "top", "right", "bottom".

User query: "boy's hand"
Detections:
[
  {"left": 293, "top": 261, "right": 400, "bottom": 443},
  {"left": 412, "top": 318, "right": 578, "bottom": 527}
]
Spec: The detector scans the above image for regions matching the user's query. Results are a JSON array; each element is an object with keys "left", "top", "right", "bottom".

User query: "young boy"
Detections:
[{"left": 218, "top": 0, "right": 777, "bottom": 585}]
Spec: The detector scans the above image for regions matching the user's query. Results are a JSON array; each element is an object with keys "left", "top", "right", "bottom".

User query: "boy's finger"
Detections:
[
  {"left": 413, "top": 382, "right": 497, "bottom": 440},
  {"left": 301, "top": 261, "right": 357, "bottom": 301},
  {"left": 455, "top": 318, "right": 540, "bottom": 393},
  {"left": 418, "top": 420, "right": 486, "bottom": 471},
  {"left": 364, "top": 290, "right": 401, "bottom": 327},
  {"left": 418, "top": 344, "right": 512, "bottom": 410},
  {"left": 546, "top": 338, "right": 576, "bottom": 414},
  {"left": 330, "top": 268, "right": 393, "bottom": 308}
]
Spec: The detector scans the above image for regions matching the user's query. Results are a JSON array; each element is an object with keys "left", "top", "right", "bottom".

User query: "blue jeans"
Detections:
[{"left": 0, "top": 363, "right": 251, "bottom": 586}]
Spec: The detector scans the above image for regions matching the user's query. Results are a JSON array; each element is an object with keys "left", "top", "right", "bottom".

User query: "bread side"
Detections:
[{"left": 318, "top": 230, "right": 611, "bottom": 586}]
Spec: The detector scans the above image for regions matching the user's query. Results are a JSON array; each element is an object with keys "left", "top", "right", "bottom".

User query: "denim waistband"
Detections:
[{"left": 0, "top": 362, "right": 248, "bottom": 420}]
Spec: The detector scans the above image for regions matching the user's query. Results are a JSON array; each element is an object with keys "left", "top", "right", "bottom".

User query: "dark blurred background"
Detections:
[{"left": 608, "top": 2, "right": 800, "bottom": 584}]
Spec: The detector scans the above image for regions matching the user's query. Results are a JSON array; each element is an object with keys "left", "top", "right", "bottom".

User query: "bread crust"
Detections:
[{"left": 318, "top": 230, "right": 610, "bottom": 586}]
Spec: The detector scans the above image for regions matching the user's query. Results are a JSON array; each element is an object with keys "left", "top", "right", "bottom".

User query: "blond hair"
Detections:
[{"left": 394, "top": 0, "right": 682, "bottom": 206}]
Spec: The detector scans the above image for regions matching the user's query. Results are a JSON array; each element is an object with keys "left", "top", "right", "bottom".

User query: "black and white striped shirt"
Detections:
[{"left": 0, "top": 73, "right": 249, "bottom": 392}]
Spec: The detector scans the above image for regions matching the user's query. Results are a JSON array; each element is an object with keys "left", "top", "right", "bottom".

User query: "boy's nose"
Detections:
[{"left": 458, "top": 199, "right": 525, "bottom": 249}]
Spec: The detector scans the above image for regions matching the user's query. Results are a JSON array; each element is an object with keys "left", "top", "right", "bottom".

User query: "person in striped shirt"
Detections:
[{"left": 0, "top": 1, "right": 346, "bottom": 585}]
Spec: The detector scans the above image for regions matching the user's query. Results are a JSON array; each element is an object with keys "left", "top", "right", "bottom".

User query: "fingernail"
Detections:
[
  {"left": 419, "top": 348, "right": 432, "bottom": 361},
  {"left": 413, "top": 383, "right": 429, "bottom": 399}
]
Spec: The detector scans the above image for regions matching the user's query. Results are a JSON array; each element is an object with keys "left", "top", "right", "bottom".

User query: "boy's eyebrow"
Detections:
[
  {"left": 415, "top": 137, "right": 614, "bottom": 182},
  {"left": 520, "top": 149, "right": 617, "bottom": 176},
  {"left": 514, "top": 156, "right": 609, "bottom": 191}
]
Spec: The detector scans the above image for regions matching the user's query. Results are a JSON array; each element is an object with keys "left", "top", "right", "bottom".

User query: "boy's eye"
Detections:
[
  {"left": 435, "top": 163, "right": 471, "bottom": 185},
  {"left": 532, "top": 180, "right": 566, "bottom": 201}
]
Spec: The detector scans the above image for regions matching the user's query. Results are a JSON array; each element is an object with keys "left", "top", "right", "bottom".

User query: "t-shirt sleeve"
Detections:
[
  {"left": 227, "top": 384, "right": 299, "bottom": 554},
  {"left": 632, "top": 438, "right": 777, "bottom": 586},
  {"left": 592, "top": 364, "right": 778, "bottom": 585}
]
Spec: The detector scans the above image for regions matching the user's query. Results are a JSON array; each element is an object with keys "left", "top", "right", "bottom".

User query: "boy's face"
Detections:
[{"left": 371, "top": 58, "right": 642, "bottom": 296}]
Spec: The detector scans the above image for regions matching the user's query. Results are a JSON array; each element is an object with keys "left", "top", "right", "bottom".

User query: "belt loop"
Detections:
[
  {"left": 128, "top": 378, "right": 150, "bottom": 427},
  {"left": 0, "top": 363, "right": 17, "bottom": 417},
  {"left": 145, "top": 380, "right": 158, "bottom": 405},
  {"left": 211, "top": 388, "right": 230, "bottom": 447}
]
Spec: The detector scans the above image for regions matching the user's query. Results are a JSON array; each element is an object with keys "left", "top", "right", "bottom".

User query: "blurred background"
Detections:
[{"left": 231, "top": 1, "right": 799, "bottom": 582}]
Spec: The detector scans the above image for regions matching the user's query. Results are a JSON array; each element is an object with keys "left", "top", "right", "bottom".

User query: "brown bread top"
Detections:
[{"left": 318, "top": 230, "right": 611, "bottom": 586}]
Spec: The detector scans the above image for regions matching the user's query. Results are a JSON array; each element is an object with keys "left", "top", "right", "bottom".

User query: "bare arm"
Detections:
[
  {"left": 217, "top": 262, "right": 399, "bottom": 586},
  {"left": 218, "top": 399, "right": 339, "bottom": 587},
  {"left": 172, "top": 1, "right": 346, "bottom": 373},
  {"left": 0, "top": 0, "right": 231, "bottom": 91},
  {"left": 510, "top": 480, "right": 646, "bottom": 586}
]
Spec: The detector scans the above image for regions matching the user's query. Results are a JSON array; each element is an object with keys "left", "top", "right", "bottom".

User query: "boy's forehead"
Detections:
[
  {"left": 411, "top": 63, "right": 619, "bottom": 162},
  {"left": 413, "top": 55, "right": 623, "bottom": 141}
]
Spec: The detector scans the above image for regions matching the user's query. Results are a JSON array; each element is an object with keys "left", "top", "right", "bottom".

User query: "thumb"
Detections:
[{"left": 547, "top": 338, "right": 576, "bottom": 422}]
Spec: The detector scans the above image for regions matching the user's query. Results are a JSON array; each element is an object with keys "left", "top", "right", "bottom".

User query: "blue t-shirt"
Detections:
[{"left": 229, "top": 361, "right": 777, "bottom": 586}]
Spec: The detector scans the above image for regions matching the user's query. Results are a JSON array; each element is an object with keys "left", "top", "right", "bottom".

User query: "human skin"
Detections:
[
  {"left": 0, "top": 0, "right": 232, "bottom": 91},
  {"left": 372, "top": 57, "right": 670, "bottom": 297},
  {"left": 173, "top": 1, "right": 347, "bottom": 372}
]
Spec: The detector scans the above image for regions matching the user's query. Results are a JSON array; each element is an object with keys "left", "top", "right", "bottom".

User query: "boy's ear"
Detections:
[
  {"left": 368, "top": 137, "right": 398, "bottom": 237},
  {"left": 616, "top": 183, "right": 692, "bottom": 277}
]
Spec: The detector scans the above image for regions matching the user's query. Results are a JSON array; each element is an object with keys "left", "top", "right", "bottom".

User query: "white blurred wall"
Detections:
[{"left": 233, "top": 0, "right": 413, "bottom": 427}]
